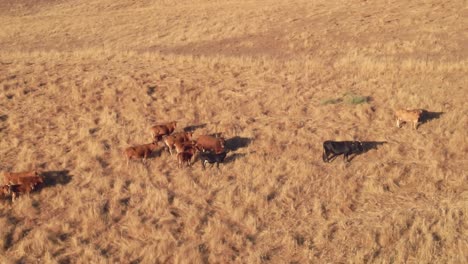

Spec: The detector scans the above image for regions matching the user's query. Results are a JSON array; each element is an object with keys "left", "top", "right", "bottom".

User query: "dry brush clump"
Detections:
[{"left": 0, "top": 0, "right": 467, "bottom": 263}]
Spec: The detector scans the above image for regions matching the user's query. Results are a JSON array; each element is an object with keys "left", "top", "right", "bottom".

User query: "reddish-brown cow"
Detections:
[
  {"left": 150, "top": 121, "right": 177, "bottom": 141},
  {"left": 177, "top": 151, "right": 194, "bottom": 168},
  {"left": 196, "top": 135, "right": 226, "bottom": 154},
  {"left": 164, "top": 132, "right": 193, "bottom": 155},
  {"left": 1, "top": 174, "right": 43, "bottom": 202},
  {"left": 124, "top": 142, "right": 159, "bottom": 166},
  {"left": 3, "top": 170, "right": 42, "bottom": 185},
  {"left": 174, "top": 140, "right": 197, "bottom": 154},
  {"left": 4, "top": 183, "right": 36, "bottom": 201}
]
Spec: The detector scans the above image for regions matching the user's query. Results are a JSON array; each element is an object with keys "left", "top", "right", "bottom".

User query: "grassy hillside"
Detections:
[{"left": 0, "top": 0, "right": 467, "bottom": 263}]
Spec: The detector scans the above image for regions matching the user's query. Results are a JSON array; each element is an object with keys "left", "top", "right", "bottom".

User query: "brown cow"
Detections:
[
  {"left": 7, "top": 175, "right": 44, "bottom": 197},
  {"left": 395, "top": 109, "right": 424, "bottom": 129},
  {"left": 4, "top": 183, "right": 36, "bottom": 201},
  {"left": 150, "top": 121, "right": 177, "bottom": 141},
  {"left": 124, "top": 142, "right": 159, "bottom": 166},
  {"left": 164, "top": 132, "right": 193, "bottom": 155},
  {"left": 196, "top": 135, "right": 226, "bottom": 154},
  {"left": 177, "top": 151, "right": 194, "bottom": 168},
  {"left": 3, "top": 170, "right": 42, "bottom": 185},
  {"left": 174, "top": 140, "right": 197, "bottom": 154},
  {"left": 1, "top": 173, "right": 42, "bottom": 202}
]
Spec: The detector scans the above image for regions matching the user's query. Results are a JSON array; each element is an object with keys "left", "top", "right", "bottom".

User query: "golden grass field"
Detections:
[{"left": 0, "top": 0, "right": 467, "bottom": 263}]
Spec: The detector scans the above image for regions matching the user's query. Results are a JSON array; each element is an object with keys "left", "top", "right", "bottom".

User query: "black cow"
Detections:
[
  {"left": 322, "top": 141, "right": 364, "bottom": 163},
  {"left": 199, "top": 151, "right": 227, "bottom": 169}
]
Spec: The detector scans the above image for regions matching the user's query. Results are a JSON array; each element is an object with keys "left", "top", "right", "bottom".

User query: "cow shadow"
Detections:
[
  {"left": 41, "top": 170, "right": 72, "bottom": 187},
  {"left": 0, "top": 115, "right": 7, "bottom": 122},
  {"left": 420, "top": 111, "right": 444, "bottom": 124},
  {"left": 360, "top": 141, "right": 387, "bottom": 154},
  {"left": 225, "top": 136, "right": 252, "bottom": 151},
  {"left": 344, "top": 141, "right": 387, "bottom": 162},
  {"left": 184, "top": 123, "right": 207, "bottom": 132},
  {"left": 224, "top": 153, "right": 247, "bottom": 164},
  {"left": 149, "top": 147, "right": 165, "bottom": 158}
]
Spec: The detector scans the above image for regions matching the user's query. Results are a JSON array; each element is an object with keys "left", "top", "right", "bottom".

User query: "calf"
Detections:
[
  {"left": 124, "top": 142, "right": 159, "bottom": 166},
  {"left": 3, "top": 170, "right": 42, "bottom": 185},
  {"left": 395, "top": 109, "right": 424, "bottom": 129},
  {"left": 199, "top": 151, "right": 227, "bottom": 169},
  {"left": 174, "top": 140, "right": 197, "bottom": 154},
  {"left": 4, "top": 183, "right": 36, "bottom": 201},
  {"left": 322, "top": 141, "right": 363, "bottom": 163},
  {"left": 177, "top": 151, "right": 194, "bottom": 168},
  {"left": 196, "top": 135, "right": 226, "bottom": 154},
  {"left": 150, "top": 121, "right": 177, "bottom": 141},
  {"left": 164, "top": 132, "right": 193, "bottom": 155}
]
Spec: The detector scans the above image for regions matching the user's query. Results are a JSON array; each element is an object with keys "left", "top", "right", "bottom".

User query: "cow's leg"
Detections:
[
  {"left": 324, "top": 149, "right": 335, "bottom": 163},
  {"left": 322, "top": 149, "right": 329, "bottom": 162},
  {"left": 348, "top": 152, "right": 359, "bottom": 162},
  {"left": 201, "top": 160, "right": 206, "bottom": 170},
  {"left": 328, "top": 153, "right": 338, "bottom": 162},
  {"left": 414, "top": 121, "right": 418, "bottom": 130},
  {"left": 396, "top": 118, "right": 401, "bottom": 128},
  {"left": 344, "top": 152, "right": 349, "bottom": 162}
]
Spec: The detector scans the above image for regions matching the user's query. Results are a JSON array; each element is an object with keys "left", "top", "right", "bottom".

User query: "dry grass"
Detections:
[{"left": 0, "top": 0, "right": 467, "bottom": 263}]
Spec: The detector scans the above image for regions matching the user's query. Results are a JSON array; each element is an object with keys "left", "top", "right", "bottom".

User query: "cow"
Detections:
[
  {"left": 322, "top": 141, "right": 364, "bottom": 163},
  {"left": 177, "top": 151, "right": 194, "bottom": 168},
  {"left": 163, "top": 132, "right": 193, "bottom": 155},
  {"left": 3, "top": 183, "right": 36, "bottom": 201},
  {"left": 174, "top": 140, "right": 197, "bottom": 154},
  {"left": 10, "top": 184, "right": 33, "bottom": 201},
  {"left": 195, "top": 135, "right": 226, "bottom": 154},
  {"left": 10, "top": 176, "right": 44, "bottom": 189},
  {"left": 1, "top": 173, "right": 42, "bottom": 202},
  {"left": 150, "top": 121, "right": 177, "bottom": 141},
  {"left": 3, "top": 170, "right": 42, "bottom": 185},
  {"left": 199, "top": 151, "right": 227, "bottom": 169},
  {"left": 395, "top": 109, "right": 424, "bottom": 129},
  {"left": 124, "top": 142, "right": 159, "bottom": 166}
]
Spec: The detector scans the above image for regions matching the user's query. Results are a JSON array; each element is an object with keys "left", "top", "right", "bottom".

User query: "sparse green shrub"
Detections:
[
  {"left": 343, "top": 92, "right": 370, "bottom": 105},
  {"left": 321, "top": 92, "right": 369, "bottom": 106},
  {"left": 320, "top": 98, "right": 342, "bottom": 105}
]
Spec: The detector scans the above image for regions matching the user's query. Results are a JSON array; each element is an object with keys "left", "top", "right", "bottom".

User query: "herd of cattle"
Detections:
[
  {"left": 124, "top": 121, "right": 228, "bottom": 169},
  {"left": 1, "top": 108, "right": 426, "bottom": 201}
]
